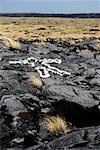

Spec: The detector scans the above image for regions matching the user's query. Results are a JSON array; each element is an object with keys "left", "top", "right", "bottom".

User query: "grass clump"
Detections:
[
  {"left": 43, "top": 115, "right": 70, "bottom": 134},
  {"left": 3, "top": 38, "right": 21, "bottom": 49},
  {"left": 28, "top": 73, "right": 43, "bottom": 89}
]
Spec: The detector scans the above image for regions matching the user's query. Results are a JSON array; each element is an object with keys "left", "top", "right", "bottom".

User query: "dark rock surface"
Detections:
[{"left": 0, "top": 38, "right": 100, "bottom": 149}]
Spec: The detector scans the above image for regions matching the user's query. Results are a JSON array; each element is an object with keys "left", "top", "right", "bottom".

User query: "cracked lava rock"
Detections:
[{"left": 0, "top": 38, "right": 100, "bottom": 150}]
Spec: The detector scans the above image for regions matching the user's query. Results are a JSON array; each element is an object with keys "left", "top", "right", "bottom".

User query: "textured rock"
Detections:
[
  {"left": 47, "top": 84, "right": 99, "bottom": 108},
  {"left": 0, "top": 38, "right": 100, "bottom": 149},
  {"left": 48, "top": 126, "right": 100, "bottom": 150},
  {"left": 0, "top": 95, "right": 27, "bottom": 116}
]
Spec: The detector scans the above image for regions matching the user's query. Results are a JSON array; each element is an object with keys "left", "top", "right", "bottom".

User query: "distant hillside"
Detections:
[{"left": 0, "top": 13, "right": 100, "bottom": 18}]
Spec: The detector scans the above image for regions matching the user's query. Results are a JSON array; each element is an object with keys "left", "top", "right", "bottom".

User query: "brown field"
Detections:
[{"left": 0, "top": 17, "right": 100, "bottom": 44}]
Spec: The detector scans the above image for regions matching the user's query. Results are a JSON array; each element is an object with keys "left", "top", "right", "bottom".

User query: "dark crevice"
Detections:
[{"left": 52, "top": 100, "right": 100, "bottom": 128}]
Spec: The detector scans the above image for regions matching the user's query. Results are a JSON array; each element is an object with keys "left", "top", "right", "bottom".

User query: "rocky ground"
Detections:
[
  {"left": 0, "top": 37, "right": 100, "bottom": 150},
  {"left": 0, "top": 18, "right": 100, "bottom": 150}
]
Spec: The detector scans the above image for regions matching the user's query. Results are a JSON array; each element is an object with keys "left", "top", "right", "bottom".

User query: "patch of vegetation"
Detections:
[
  {"left": 28, "top": 73, "right": 43, "bottom": 89},
  {"left": 3, "top": 38, "right": 21, "bottom": 49},
  {"left": 0, "top": 17, "right": 99, "bottom": 45},
  {"left": 43, "top": 115, "right": 70, "bottom": 134}
]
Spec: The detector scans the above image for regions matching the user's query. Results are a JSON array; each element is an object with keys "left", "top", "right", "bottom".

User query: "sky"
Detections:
[{"left": 0, "top": 0, "right": 100, "bottom": 13}]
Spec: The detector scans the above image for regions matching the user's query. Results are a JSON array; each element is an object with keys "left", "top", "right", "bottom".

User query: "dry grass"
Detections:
[
  {"left": 3, "top": 38, "right": 21, "bottom": 49},
  {"left": 42, "top": 115, "right": 70, "bottom": 134},
  {"left": 0, "top": 17, "right": 99, "bottom": 45},
  {"left": 28, "top": 73, "right": 43, "bottom": 89}
]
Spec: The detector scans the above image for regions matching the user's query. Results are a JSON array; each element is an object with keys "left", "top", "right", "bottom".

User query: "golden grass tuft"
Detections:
[
  {"left": 43, "top": 115, "right": 70, "bottom": 134},
  {"left": 3, "top": 38, "right": 21, "bottom": 49},
  {"left": 28, "top": 73, "right": 43, "bottom": 89}
]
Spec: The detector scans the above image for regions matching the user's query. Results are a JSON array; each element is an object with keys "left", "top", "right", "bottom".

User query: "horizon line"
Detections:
[{"left": 0, "top": 12, "right": 100, "bottom": 14}]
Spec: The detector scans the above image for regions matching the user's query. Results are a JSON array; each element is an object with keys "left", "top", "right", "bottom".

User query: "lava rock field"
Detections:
[{"left": 0, "top": 38, "right": 100, "bottom": 150}]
